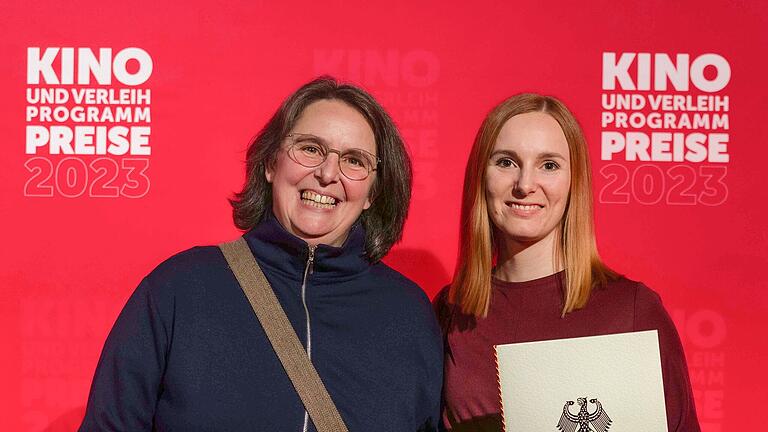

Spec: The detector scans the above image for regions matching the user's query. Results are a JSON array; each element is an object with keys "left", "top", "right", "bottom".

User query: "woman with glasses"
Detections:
[
  {"left": 434, "top": 94, "right": 699, "bottom": 431},
  {"left": 80, "top": 77, "right": 442, "bottom": 431}
]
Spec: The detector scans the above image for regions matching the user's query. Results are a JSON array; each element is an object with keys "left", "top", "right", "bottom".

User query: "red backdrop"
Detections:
[{"left": 2, "top": 1, "right": 765, "bottom": 430}]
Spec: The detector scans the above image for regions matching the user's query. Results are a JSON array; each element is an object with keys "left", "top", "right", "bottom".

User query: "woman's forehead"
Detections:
[
  {"left": 494, "top": 112, "right": 568, "bottom": 157},
  {"left": 292, "top": 100, "right": 376, "bottom": 153}
]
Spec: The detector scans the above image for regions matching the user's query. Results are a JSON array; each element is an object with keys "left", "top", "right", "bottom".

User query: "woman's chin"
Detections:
[
  {"left": 501, "top": 230, "right": 554, "bottom": 247},
  {"left": 291, "top": 224, "right": 345, "bottom": 246}
]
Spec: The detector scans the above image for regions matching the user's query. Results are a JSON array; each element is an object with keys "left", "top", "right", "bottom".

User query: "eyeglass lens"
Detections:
[{"left": 288, "top": 135, "right": 377, "bottom": 180}]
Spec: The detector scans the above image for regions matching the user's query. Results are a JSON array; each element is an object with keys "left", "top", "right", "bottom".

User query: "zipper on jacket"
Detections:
[{"left": 301, "top": 245, "right": 316, "bottom": 432}]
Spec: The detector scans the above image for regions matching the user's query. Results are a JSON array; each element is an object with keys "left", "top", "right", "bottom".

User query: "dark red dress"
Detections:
[{"left": 434, "top": 272, "right": 700, "bottom": 431}]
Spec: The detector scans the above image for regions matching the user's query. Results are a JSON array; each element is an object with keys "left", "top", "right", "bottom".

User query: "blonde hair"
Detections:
[{"left": 449, "top": 93, "right": 617, "bottom": 318}]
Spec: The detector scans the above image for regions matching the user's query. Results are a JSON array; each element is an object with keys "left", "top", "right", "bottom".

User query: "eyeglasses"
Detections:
[{"left": 285, "top": 133, "right": 380, "bottom": 181}]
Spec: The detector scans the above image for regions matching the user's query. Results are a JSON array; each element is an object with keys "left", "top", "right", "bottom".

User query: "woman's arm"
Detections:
[{"left": 79, "top": 277, "right": 170, "bottom": 431}]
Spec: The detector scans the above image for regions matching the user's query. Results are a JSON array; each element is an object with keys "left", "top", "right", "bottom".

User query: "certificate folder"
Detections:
[{"left": 495, "top": 330, "right": 668, "bottom": 431}]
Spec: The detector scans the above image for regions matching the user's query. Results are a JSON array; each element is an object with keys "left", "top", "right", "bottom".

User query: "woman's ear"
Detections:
[
  {"left": 364, "top": 178, "right": 379, "bottom": 210},
  {"left": 264, "top": 159, "right": 275, "bottom": 183}
]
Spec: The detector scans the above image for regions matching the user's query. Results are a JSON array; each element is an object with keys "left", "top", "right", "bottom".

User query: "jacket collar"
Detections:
[{"left": 243, "top": 211, "right": 370, "bottom": 281}]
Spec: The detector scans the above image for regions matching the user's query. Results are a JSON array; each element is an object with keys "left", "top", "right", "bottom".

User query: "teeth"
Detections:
[
  {"left": 511, "top": 203, "right": 541, "bottom": 211},
  {"left": 301, "top": 190, "right": 337, "bottom": 206}
]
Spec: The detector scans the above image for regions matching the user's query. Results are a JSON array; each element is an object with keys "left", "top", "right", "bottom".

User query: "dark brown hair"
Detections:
[{"left": 230, "top": 76, "right": 412, "bottom": 262}]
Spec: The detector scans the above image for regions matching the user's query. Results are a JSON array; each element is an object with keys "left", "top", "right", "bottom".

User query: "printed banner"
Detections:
[{"left": 1, "top": 1, "right": 766, "bottom": 430}]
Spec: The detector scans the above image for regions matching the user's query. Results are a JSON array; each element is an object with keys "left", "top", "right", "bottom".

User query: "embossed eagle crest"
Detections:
[{"left": 556, "top": 397, "right": 612, "bottom": 432}]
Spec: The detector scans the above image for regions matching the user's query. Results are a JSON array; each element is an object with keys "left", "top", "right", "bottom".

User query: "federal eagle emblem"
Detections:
[{"left": 556, "top": 397, "right": 612, "bottom": 432}]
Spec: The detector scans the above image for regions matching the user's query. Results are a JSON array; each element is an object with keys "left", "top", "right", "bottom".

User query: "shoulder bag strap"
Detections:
[{"left": 219, "top": 237, "right": 349, "bottom": 432}]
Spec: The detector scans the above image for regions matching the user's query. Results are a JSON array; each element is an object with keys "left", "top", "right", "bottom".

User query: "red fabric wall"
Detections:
[{"left": 2, "top": 1, "right": 765, "bottom": 430}]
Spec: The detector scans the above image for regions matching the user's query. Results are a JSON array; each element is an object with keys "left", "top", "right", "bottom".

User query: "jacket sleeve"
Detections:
[
  {"left": 412, "top": 290, "right": 444, "bottom": 432},
  {"left": 79, "top": 277, "right": 171, "bottom": 431},
  {"left": 417, "top": 318, "right": 443, "bottom": 432},
  {"left": 633, "top": 284, "right": 701, "bottom": 432},
  {"left": 431, "top": 286, "right": 452, "bottom": 431}
]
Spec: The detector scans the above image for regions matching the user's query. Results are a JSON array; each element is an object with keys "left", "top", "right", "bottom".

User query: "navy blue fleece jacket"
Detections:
[{"left": 79, "top": 214, "right": 443, "bottom": 431}]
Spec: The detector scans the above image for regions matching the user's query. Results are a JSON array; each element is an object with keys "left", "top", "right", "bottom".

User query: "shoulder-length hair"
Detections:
[
  {"left": 449, "top": 93, "right": 618, "bottom": 318},
  {"left": 230, "top": 76, "right": 412, "bottom": 262}
]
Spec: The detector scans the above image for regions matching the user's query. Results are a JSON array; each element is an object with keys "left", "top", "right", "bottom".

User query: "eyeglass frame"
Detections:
[{"left": 284, "top": 132, "right": 381, "bottom": 181}]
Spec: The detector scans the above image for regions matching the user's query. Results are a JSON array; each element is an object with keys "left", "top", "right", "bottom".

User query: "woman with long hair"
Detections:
[{"left": 434, "top": 93, "right": 699, "bottom": 431}]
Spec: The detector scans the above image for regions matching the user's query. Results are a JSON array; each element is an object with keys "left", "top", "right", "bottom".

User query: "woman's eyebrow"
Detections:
[
  {"left": 490, "top": 149, "right": 518, "bottom": 158},
  {"left": 489, "top": 150, "right": 567, "bottom": 161},
  {"left": 291, "top": 132, "right": 330, "bottom": 146},
  {"left": 538, "top": 152, "right": 567, "bottom": 160}
]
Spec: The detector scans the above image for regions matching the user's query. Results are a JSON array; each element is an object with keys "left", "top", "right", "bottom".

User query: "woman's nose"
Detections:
[
  {"left": 513, "top": 168, "right": 536, "bottom": 196},
  {"left": 314, "top": 153, "right": 342, "bottom": 184}
]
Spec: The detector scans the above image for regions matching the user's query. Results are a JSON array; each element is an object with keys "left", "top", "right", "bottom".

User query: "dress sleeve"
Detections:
[
  {"left": 79, "top": 277, "right": 171, "bottom": 431},
  {"left": 633, "top": 284, "right": 701, "bottom": 432}
]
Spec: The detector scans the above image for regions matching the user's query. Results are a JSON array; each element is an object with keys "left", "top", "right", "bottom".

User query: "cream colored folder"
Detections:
[{"left": 495, "top": 330, "right": 668, "bottom": 431}]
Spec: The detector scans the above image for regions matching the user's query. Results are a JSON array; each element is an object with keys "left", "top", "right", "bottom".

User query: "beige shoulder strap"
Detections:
[{"left": 219, "top": 237, "right": 348, "bottom": 432}]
